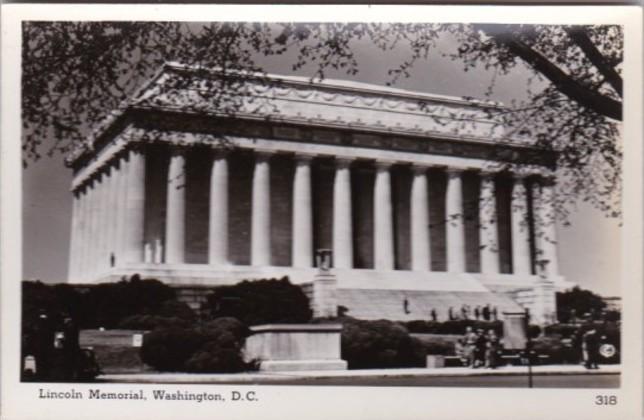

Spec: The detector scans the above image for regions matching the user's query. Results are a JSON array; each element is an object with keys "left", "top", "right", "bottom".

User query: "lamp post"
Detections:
[{"left": 525, "top": 307, "right": 533, "bottom": 388}]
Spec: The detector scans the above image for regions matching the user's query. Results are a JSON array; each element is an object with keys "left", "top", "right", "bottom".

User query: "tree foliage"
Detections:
[
  {"left": 205, "top": 277, "right": 312, "bottom": 326},
  {"left": 22, "top": 276, "right": 189, "bottom": 329},
  {"left": 556, "top": 286, "right": 607, "bottom": 323},
  {"left": 22, "top": 22, "right": 622, "bottom": 220}
]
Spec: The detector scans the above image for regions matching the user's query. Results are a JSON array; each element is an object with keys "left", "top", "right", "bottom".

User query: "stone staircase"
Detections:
[{"left": 336, "top": 288, "right": 524, "bottom": 322}]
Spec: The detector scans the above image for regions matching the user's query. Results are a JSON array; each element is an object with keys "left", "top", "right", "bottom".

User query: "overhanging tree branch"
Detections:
[
  {"left": 489, "top": 34, "right": 622, "bottom": 121},
  {"left": 565, "top": 27, "right": 623, "bottom": 97}
]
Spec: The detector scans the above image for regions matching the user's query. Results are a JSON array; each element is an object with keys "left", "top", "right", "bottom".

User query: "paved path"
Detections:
[{"left": 100, "top": 364, "right": 620, "bottom": 384}]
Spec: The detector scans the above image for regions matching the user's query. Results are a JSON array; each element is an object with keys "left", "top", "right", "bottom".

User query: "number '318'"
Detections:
[{"left": 595, "top": 395, "right": 617, "bottom": 405}]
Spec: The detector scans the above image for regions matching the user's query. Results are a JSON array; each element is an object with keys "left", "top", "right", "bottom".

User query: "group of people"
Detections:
[
  {"left": 448, "top": 304, "right": 498, "bottom": 322},
  {"left": 455, "top": 327, "right": 502, "bottom": 369}
]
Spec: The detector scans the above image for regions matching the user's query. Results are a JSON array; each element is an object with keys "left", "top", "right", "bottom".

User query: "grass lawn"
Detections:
[{"left": 80, "top": 329, "right": 150, "bottom": 374}]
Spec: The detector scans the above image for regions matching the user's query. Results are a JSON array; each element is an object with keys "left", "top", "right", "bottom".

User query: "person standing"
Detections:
[
  {"left": 482, "top": 304, "right": 491, "bottom": 321},
  {"left": 485, "top": 329, "right": 500, "bottom": 369},
  {"left": 464, "top": 327, "right": 477, "bottom": 367},
  {"left": 582, "top": 329, "right": 600, "bottom": 369},
  {"left": 61, "top": 316, "right": 80, "bottom": 380},
  {"left": 474, "top": 328, "right": 487, "bottom": 368},
  {"left": 32, "top": 312, "right": 55, "bottom": 381},
  {"left": 448, "top": 307, "right": 455, "bottom": 321}
]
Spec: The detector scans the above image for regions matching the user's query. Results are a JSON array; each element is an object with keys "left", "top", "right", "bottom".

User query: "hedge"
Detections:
[
  {"left": 339, "top": 318, "right": 426, "bottom": 369},
  {"left": 205, "top": 277, "right": 312, "bottom": 326},
  {"left": 140, "top": 317, "right": 253, "bottom": 372},
  {"left": 404, "top": 319, "right": 503, "bottom": 336}
]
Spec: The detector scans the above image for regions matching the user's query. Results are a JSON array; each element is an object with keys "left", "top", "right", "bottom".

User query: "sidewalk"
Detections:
[{"left": 99, "top": 364, "right": 620, "bottom": 384}]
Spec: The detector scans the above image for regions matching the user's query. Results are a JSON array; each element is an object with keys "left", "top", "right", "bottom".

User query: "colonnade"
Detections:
[{"left": 68, "top": 147, "right": 559, "bottom": 281}]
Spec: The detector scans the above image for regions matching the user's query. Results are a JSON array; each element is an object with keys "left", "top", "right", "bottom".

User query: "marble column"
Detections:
[
  {"left": 446, "top": 168, "right": 466, "bottom": 273},
  {"left": 251, "top": 151, "right": 272, "bottom": 266},
  {"left": 68, "top": 189, "right": 81, "bottom": 281},
  {"left": 165, "top": 149, "right": 186, "bottom": 264},
  {"left": 534, "top": 177, "right": 559, "bottom": 277},
  {"left": 511, "top": 174, "right": 532, "bottom": 275},
  {"left": 410, "top": 165, "right": 431, "bottom": 271},
  {"left": 333, "top": 158, "right": 353, "bottom": 269},
  {"left": 208, "top": 152, "right": 229, "bottom": 265},
  {"left": 74, "top": 188, "right": 87, "bottom": 280},
  {"left": 105, "top": 165, "right": 119, "bottom": 269},
  {"left": 374, "top": 161, "right": 394, "bottom": 270},
  {"left": 292, "top": 154, "right": 313, "bottom": 268},
  {"left": 479, "top": 171, "right": 500, "bottom": 274},
  {"left": 99, "top": 169, "right": 113, "bottom": 274},
  {"left": 94, "top": 172, "right": 108, "bottom": 276},
  {"left": 114, "top": 155, "right": 128, "bottom": 266},
  {"left": 123, "top": 149, "right": 146, "bottom": 264},
  {"left": 83, "top": 178, "right": 96, "bottom": 280},
  {"left": 80, "top": 182, "right": 95, "bottom": 279}
]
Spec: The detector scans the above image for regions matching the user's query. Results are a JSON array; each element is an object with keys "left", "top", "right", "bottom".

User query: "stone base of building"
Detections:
[
  {"left": 80, "top": 263, "right": 574, "bottom": 326},
  {"left": 256, "top": 360, "right": 348, "bottom": 372}
]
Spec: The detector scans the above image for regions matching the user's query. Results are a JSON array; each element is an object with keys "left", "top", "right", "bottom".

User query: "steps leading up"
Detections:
[{"left": 336, "top": 288, "right": 524, "bottom": 322}]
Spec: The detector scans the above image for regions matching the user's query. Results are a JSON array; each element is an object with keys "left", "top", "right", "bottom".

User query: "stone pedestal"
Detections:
[
  {"left": 530, "top": 279, "right": 557, "bottom": 325},
  {"left": 426, "top": 355, "right": 446, "bottom": 368},
  {"left": 243, "top": 324, "right": 347, "bottom": 371},
  {"left": 502, "top": 312, "right": 528, "bottom": 350},
  {"left": 311, "top": 272, "right": 338, "bottom": 318}
]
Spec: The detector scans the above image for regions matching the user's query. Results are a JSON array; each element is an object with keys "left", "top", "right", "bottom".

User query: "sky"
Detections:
[{"left": 21, "top": 27, "right": 622, "bottom": 297}]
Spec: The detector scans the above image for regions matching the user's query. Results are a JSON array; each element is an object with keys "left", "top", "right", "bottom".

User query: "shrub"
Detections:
[
  {"left": 527, "top": 324, "right": 542, "bottom": 339},
  {"left": 86, "top": 277, "right": 177, "bottom": 328},
  {"left": 199, "top": 317, "right": 249, "bottom": 342},
  {"left": 140, "top": 326, "right": 206, "bottom": 371},
  {"left": 531, "top": 336, "right": 580, "bottom": 365},
  {"left": 404, "top": 319, "right": 503, "bottom": 336},
  {"left": 119, "top": 299, "right": 196, "bottom": 330},
  {"left": 340, "top": 318, "right": 426, "bottom": 369},
  {"left": 556, "top": 286, "right": 606, "bottom": 323},
  {"left": 118, "top": 315, "right": 191, "bottom": 330},
  {"left": 417, "top": 338, "right": 455, "bottom": 356},
  {"left": 185, "top": 328, "right": 249, "bottom": 373},
  {"left": 205, "top": 277, "right": 312, "bottom": 326},
  {"left": 140, "top": 317, "right": 252, "bottom": 373},
  {"left": 157, "top": 300, "right": 196, "bottom": 321},
  {"left": 544, "top": 323, "right": 579, "bottom": 338}
]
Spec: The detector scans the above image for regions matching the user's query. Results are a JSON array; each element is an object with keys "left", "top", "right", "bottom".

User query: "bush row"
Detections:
[
  {"left": 403, "top": 319, "right": 504, "bottom": 336},
  {"left": 337, "top": 318, "right": 427, "bottom": 369},
  {"left": 22, "top": 277, "right": 194, "bottom": 330},
  {"left": 205, "top": 277, "right": 312, "bottom": 326},
  {"left": 140, "top": 317, "right": 255, "bottom": 373}
]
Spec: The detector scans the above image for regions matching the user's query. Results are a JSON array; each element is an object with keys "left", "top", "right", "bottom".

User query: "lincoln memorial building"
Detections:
[{"left": 66, "top": 63, "right": 571, "bottom": 325}]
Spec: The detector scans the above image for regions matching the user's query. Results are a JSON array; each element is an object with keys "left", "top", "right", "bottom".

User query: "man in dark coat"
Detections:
[
  {"left": 32, "top": 313, "right": 55, "bottom": 380},
  {"left": 474, "top": 329, "right": 487, "bottom": 368},
  {"left": 582, "top": 329, "right": 600, "bottom": 369},
  {"left": 61, "top": 316, "right": 80, "bottom": 380},
  {"left": 482, "top": 304, "right": 491, "bottom": 321}
]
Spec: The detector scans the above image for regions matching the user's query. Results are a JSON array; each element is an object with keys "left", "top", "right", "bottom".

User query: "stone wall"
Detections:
[{"left": 243, "top": 324, "right": 347, "bottom": 371}]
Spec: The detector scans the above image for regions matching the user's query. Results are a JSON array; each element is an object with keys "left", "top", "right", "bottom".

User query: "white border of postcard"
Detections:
[{"left": 2, "top": 4, "right": 643, "bottom": 420}]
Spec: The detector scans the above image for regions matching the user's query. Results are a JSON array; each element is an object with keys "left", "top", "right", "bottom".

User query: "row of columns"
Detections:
[
  {"left": 165, "top": 150, "right": 556, "bottom": 275},
  {"left": 69, "top": 147, "right": 559, "bottom": 281},
  {"left": 69, "top": 149, "right": 146, "bottom": 280}
]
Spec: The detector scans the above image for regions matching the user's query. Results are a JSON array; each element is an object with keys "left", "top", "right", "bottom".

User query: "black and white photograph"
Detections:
[{"left": 1, "top": 4, "right": 642, "bottom": 420}]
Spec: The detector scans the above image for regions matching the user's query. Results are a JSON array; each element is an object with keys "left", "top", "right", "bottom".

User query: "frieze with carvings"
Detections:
[
  {"left": 137, "top": 109, "right": 554, "bottom": 167},
  {"left": 73, "top": 65, "right": 551, "bottom": 169}
]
